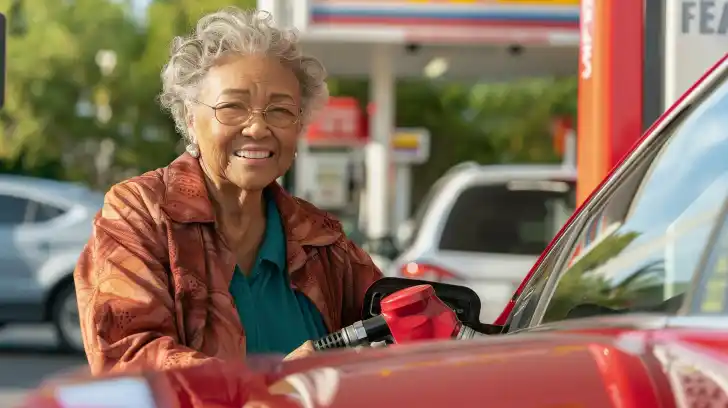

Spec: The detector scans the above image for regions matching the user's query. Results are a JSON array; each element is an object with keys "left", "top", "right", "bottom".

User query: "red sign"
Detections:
[
  {"left": 576, "top": 0, "right": 643, "bottom": 205},
  {"left": 551, "top": 116, "right": 573, "bottom": 156},
  {"left": 306, "top": 97, "right": 367, "bottom": 146}
]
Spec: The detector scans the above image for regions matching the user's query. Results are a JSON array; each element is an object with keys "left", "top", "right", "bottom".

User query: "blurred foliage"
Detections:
[
  {"left": 0, "top": 0, "right": 577, "bottom": 197},
  {"left": 542, "top": 231, "right": 641, "bottom": 322},
  {"left": 332, "top": 76, "right": 578, "bottom": 205},
  {"left": 0, "top": 0, "right": 258, "bottom": 187}
]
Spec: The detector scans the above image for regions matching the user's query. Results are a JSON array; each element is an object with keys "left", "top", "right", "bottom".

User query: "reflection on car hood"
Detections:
[{"left": 21, "top": 315, "right": 728, "bottom": 408}]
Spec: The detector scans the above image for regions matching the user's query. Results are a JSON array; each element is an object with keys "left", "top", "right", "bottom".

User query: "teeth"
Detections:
[{"left": 235, "top": 150, "right": 271, "bottom": 159}]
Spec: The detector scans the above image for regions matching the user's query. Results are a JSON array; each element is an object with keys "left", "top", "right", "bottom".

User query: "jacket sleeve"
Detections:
[
  {"left": 74, "top": 181, "right": 216, "bottom": 375},
  {"left": 342, "top": 240, "right": 384, "bottom": 326}
]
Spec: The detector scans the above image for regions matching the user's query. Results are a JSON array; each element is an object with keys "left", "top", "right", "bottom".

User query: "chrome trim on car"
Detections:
[
  {"left": 666, "top": 315, "right": 728, "bottom": 330},
  {"left": 525, "top": 314, "right": 670, "bottom": 333},
  {"left": 517, "top": 314, "right": 728, "bottom": 336}
]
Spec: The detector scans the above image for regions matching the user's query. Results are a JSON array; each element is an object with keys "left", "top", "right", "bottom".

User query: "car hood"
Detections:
[
  {"left": 22, "top": 316, "right": 728, "bottom": 408},
  {"left": 275, "top": 315, "right": 728, "bottom": 408}
]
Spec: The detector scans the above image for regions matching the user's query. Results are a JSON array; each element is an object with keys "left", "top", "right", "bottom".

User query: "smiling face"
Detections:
[{"left": 188, "top": 54, "right": 302, "bottom": 191}]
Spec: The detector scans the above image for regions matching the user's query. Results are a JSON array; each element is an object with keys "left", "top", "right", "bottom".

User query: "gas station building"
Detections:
[{"left": 259, "top": 0, "right": 581, "bottom": 243}]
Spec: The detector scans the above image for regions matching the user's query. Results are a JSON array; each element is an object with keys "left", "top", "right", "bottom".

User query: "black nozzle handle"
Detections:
[{"left": 313, "top": 315, "right": 389, "bottom": 351}]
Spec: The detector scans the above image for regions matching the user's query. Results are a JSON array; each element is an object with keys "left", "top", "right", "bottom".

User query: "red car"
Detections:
[{"left": 21, "top": 54, "right": 728, "bottom": 407}]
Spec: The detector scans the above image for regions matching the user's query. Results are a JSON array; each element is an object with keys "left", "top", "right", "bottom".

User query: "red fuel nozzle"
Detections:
[
  {"left": 380, "top": 284, "right": 462, "bottom": 344},
  {"left": 312, "top": 284, "right": 470, "bottom": 351}
]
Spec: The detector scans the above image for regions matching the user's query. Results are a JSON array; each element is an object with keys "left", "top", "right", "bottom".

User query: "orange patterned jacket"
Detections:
[{"left": 74, "top": 153, "right": 382, "bottom": 375}]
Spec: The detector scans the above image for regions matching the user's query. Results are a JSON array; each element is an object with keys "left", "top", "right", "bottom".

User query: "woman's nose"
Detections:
[{"left": 242, "top": 115, "right": 271, "bottom": 139}]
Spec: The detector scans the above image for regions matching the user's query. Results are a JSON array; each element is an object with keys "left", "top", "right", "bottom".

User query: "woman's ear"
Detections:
[{"left": 185, "top": 107, "right": 196, "bottom": 137}]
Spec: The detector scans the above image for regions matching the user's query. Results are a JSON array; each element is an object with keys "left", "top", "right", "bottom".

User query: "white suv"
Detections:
[{"left": 391, "top": 162, "right": 577, "bottom": 323}]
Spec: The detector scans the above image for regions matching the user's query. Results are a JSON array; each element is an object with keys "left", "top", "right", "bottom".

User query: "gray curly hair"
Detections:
[{"left": 159, "top": 7, "right": 329, "bottom": 141}]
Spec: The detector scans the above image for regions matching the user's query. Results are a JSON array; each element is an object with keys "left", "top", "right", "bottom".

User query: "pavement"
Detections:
[{"left": 0, "top": 325, "right": 86, "bottom": 406}]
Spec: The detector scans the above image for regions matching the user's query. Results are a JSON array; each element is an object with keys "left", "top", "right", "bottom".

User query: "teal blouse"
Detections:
[{"left": 228, "top": 194, "right": 328, "bottom": 355}]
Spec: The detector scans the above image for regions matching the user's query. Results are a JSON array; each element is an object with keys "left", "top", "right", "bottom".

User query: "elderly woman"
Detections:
[{"left": 74, "top": 7, "right": 382, "bottom": 374}]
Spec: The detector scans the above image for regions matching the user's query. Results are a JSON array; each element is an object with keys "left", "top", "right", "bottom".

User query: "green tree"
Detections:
[
  {"left": 0, "top": 0, "right": 145, "bottom": 185},
  {"left": 0, "top": 0, "right": 258, "bottom": 187},
  {"left": 467, "top": 76, "right": 577, "bottom": 164}
]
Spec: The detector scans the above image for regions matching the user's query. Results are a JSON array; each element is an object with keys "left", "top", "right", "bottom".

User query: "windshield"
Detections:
[
  {"left": 403, "top": 168, "right": 576, "bottom": 254},
  {"left": 438, "top": 180, "right": 576, "bottom": 255},
  {"left": 531, "top": 69, "right": 728, "bottom": 324}
]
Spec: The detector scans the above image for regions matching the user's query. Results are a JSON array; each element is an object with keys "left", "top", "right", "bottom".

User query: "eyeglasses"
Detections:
[{"left": 194, "top": 100, "right": 302, "bottom": 128}]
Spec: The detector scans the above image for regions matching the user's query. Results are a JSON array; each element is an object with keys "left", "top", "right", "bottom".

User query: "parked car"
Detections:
[
  {"left": 21, "top": 55, "right": 728, "bottom": 408},
  {"left": 391, "top": 162, "right": 577, "bottom": 322},
  {"left": 0, "top": 175, "right": 102, "bottom": 352}
]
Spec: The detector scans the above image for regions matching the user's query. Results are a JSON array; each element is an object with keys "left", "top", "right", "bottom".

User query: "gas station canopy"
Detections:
[
  {"left": 262, "top": 0, "right": 581, "bottom": 80},
  {"left": 302, "top": 42, "right": 578, "bottom": 81}
]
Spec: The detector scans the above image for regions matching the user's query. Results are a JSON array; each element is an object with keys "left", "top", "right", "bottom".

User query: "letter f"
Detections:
[{"left": 682, "top": 1, "right": 697, "bottom": 33}]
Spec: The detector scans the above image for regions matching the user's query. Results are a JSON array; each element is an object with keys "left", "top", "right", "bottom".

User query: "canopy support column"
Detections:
[{"left": 366, "top": 44, "right": 395, "bottom": 241}]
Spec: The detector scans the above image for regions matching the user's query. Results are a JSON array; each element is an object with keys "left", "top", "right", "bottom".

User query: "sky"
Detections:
[{"left": 131, "top": 0, "right": 151, "bottom": 20}]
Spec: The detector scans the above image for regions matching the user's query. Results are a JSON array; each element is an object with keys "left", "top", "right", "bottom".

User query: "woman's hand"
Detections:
[{"left": 283, "top": 340, "right": 315, "bottom": 361}]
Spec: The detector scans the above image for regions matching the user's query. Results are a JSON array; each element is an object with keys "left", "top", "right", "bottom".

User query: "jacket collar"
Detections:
[{"left": 162, "top": 153, "right": 343, "bottom": 273}]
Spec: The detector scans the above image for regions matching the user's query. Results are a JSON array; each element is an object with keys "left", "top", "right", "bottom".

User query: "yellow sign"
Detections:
[
  {"left": 391, "top": 132, "right": 422, "bottom": 150},
  {"left": 390, "top": 128, "right": 431, "bottom": 164}
]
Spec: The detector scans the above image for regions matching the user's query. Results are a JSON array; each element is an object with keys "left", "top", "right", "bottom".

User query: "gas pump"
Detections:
[
  {"left": 291, "top": 98, "right": 432, "bottom": 270},
  {"left": 294, "top": 96, "right": 369, "bottom": 244}
]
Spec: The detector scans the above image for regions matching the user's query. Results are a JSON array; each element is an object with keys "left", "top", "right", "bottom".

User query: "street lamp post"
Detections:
[
  {"left": 93, "top": 49, "right": 118, "bottom": 187},
  {"left": 94, "top": 49, "right": 117, "bottom": 124}
]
